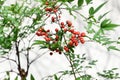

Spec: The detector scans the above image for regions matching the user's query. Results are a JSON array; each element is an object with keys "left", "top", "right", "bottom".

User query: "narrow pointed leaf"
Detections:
[
  {"left": 15, "top": 76, "right": 18, "bottom": 80},
  {"left": 94, "top": 1, "right": 107, "bottom": 14},
  {"left": 98, "top": 11, "right": 110, "bottom": 21},
  {"left": 108, "top": 46, "right": 120, "bottom": 51},
  {"left": 78, "top": 0, "right": 84, "bottom": 7},
  {"left": 85, "top": 0, "right": 92, "bottom": 4},
  {"left": 30, "top": 74, "right": 35, "bottom": 80},
  {"left": 33, "top": 40, "right": 46, "bottom": 45},
  {"left": 102, "top": 23, "right": 119, "bottom": 30}
]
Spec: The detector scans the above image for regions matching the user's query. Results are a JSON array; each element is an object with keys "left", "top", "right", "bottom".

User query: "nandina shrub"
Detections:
[{"left": 0, "top": 0, "right": 120, "bottom": 80}]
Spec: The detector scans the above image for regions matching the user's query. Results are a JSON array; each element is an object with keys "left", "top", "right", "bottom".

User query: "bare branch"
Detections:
[{"left": 29, "top": 50, "right": 49, "bottom": 65}]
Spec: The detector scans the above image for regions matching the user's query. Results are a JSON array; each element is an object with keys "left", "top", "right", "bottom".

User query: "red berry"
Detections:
[
  {"left": 53, "top": 9, "right": 58, "bottom": 13},
  {"left": 75, "top": 41, "right": 78, "bottom": 46},
  {"left": 63, "top": 28, "right": 67, "bottom": 32},
  {"left": 45, "top": 8, "right": 48, "bottom": 11},
  {"left": 45, "top": 2, "right": 49, "bottom": 5},
  {"left": 72, "top": 39, "right": 78, "bottom": 43},
  {"left": 55, "top": 49, "right": 59, "bottom": 52},
  {"left": 46, "top": 29, "right": 50, "bottom": 32},
  {"left": 55, "top": 35, "right": 59, "bottom": 41},
  {"left": 69, "top": 41, "right": 73, "bottom": 46},
  {"left": 79, "top": 37, "right": 83, "bottom": 41},
  {"left": 69, "top": 29, "right": 74, "bottom": 33},
  {"left": 64, "top": 46, "right": 69, "bottom": 52},
  {"left": 66, "top": 20, "right": 72, "bottom": 27},
  {"left": 58, "top": 15, "right": 61, "bottom": 18},
  {"left": 55, "top": 35, "right": 59, "bottom": 39},
  {"left": 61, "top": 25, "right": 65, "bottom": 28},
  {"left": 36, "top": 31, "right": 41, "bottom": 36},
  {"left": 49, "top": 52, "right": 53, "bottom": 55},
  {"left": 51, "top": 16, "right": 55, "bottom": 22},
  {"left": 71, "top": 34, "right": 76, "bottom": 38},
  {"left": 45, "top": 8, "right": 52, "bottom": 12},
  {"left": 81, "top": 39, "right": 85, "bottom": 44},
  {"left": 49, "top": 8, "right": 53, "bottom": 12},
  {"left": 74, "top": 31, "right": 80, "bottom": 35},
  {"left": 59, "top": 52, "right": 62, "bottom": 54},
  {"left": 79, "top": 37, "right": 85, "bottom": 44},
  {"left": 61, "top": 22, "right": 64, "bottom": 25},
  {"left": 45, "top": 33, "right": 48, "bottom": 37},
  {"left": 81, "top": 32, "right": 86, "bottom": 37},
  {"left": 41, "top": 32, "right": 46, "bottom": 35},
  {"left": 44, "top": 37, "right": 51, "bottom": 42},
  {"left": 55, "top": 28, "right": 59, "bottom": 32},
  {"left": 46, "top": 13, "right": 48, "bottom": 16}
]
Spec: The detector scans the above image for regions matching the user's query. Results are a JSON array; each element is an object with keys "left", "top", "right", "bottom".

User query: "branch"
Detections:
[
  {"left": 15, "top": 41, "right": 21, "bottom": 74},
  {"left": 0, "top": 56, "right": 17, "bottom": 64},
  {"left": 26, "top": 48, "right": 30, "bottom": 76},
  {"left": 29, "top": 50, "right": 49, "bottom": 65}
]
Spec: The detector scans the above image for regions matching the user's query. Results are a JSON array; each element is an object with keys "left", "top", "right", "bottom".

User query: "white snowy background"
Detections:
[{"left": 0, "top": 0, "right": 120, "bottom": 80}]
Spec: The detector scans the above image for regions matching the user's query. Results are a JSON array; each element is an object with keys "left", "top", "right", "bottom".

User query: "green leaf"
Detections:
[
  {"left": 6, "top": 72, "right": 10, "bottom": 80},
  {"left": 76, "top": 77, "right": 80, "bottom": 80},
  {"left": 112, "top": 68, "right": 118, "bottom": 70},
  {"left": 6, "top": 72, "right": 10, "bottom": 76},
  {"left": 33, "top": 40, "right": 46, "bottom": 45},
  {"left": 94, "top": 1, "right": 107, "bottom": 14},
  {"left": 80, "top": 75, "right": 91, "bottom": 80},
  {"left": 78, "top": 0, "right": 84, "bottom": 7},
  {"left": 58, "top": 0, "right": 74, "bottom": 2},
  {"left": 102, "top": 24, "right": 119, "bottom": 30},
  {"left": 50, "top": 42, "right": 59, "bottom": 50},
  {"left": 89, "top": 7, "right": 94, "bottom": 16},
  {"left": 93, "top": 29, "right": 101, "bottom": 41},
  {"left": 14, "top": 76, "right": 18, "bottom": 80},
  {"left": 98, "top": 11, "right": 110, "bottom": 21},
  {"left": 117, "top": 41, "right": 120, "bottom": 44},
  {"left": 101, "top": 19, "right": 110, "bottom": 27},
  {"left": 68, "top": 0, "right": 74, "bottom": 2},
  {"left": 85, "top": 0, "right": 92, "bottom": 4},
  {"left": 57, "top": 30, "right": 63, "bottom": 40},
  {"left": 69, "top": 47, "right": 74, "bottom": 53},
  {"left": 89, "top": 60, "right": 97, "bottom": 65},
  {"left": 54, "top": 74, "right": 60, "bottom": 80},
  {"left": 101, "top": 19, "right": 119, "bottom": 30},
  {"left": 102, "top": 41, "right": 116, "bottom": 45},
  {"left": 30, "top": 74, "right": 35, "bottom": 80},
  {"left": 107, "top": 46, "right": 120, "bottom": 51}
]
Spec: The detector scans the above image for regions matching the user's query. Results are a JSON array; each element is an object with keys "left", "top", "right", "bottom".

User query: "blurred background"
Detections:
[{"left": 0, "top": 0, "right": 120, "bottom": 80}]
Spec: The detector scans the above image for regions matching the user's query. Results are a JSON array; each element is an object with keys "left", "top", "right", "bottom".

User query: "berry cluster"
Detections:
[
  {"left": 35, "top": 1, "right": 86, "bottom": 55},
  {"left": 45, "top": 7, "right": 58, "bottom": 13},
  {"left": 59, "top": 20, "right": 86, "bottom": 52},
  {"left": 44, "top": 1, "right": 60, "bottom": 19},
  {"left": 35, "top": 27, "right": 62, "bottom": 55}
]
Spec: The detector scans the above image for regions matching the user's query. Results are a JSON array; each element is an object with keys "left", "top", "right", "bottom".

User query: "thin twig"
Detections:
[
  {"left": 0, "top": 56, "right": 17, "bottom": 64},
  {"left": 29, "top": 50, "right": 49, "bottom": 65}
]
